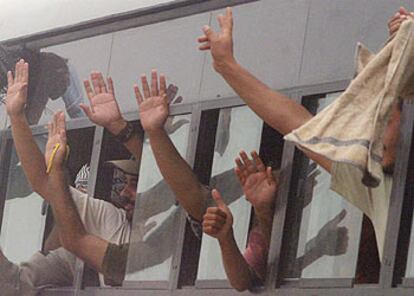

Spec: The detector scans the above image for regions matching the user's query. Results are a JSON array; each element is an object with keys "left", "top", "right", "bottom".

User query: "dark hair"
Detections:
[
  {"left": 0, "top": 46, "right": 69, "bottom": 100},
  {"left": 38, "top": 52, "right": 69, "bottom": 100}
]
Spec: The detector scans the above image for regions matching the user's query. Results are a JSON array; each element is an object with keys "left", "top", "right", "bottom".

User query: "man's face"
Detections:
[
  {"left": 111, "top": 169, "right": 138, "bottom": 221},
  {"left": 381, "top": 103, "right": 401, "bottom": 174}
]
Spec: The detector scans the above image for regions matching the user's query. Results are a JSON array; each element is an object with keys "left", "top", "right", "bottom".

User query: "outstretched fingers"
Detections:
[
  {"left": 234, "top": 166, "right": 246, "bottom": 185},
  {"left": 14, "top": 60, "right": 29, "bottom": 84},
  {"left": 7, "top": 71, "right": 14, "bottom": 87},
  {"left": 151, "top": 70, "right": 159, "bottom": 97},
  {"left": 159, "top": 74, "right": 167, "bottom": 93},
  {"left": 83, "top": 79, "right": 94, "bottom": 100},
  {"left": 107, "top": 77, "right": 115, "bottom": 95},
  {"left": 141, "top": 75, "right": 151, "bottom": 99},
  {"left": 56, "top": 111, "right": 67, "bottom": 141},
  {"left": 134, "top": 84, "right": 144, "bottom": 105},
  {"left": 217, "top": 7, "right": 233, "bottom": 34},
  {"left": 251, "top": 150, "right": 265, "bottom": 172},
  {"left": 239, "top": 150, "right": 256, "bottom": 174}
]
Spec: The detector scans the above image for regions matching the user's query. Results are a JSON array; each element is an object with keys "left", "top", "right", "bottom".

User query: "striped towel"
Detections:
[{"left": 285, "top": 19, "right": 414, "bottom": 187}]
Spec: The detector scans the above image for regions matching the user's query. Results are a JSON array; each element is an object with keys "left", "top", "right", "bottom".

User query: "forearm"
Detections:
[
  {"left": 216, "top": 61, "right": 312, "bottom": 135},
  {"left": 147, "top": 129, "right": 207, "bottom": 221},
  {"left": 10, "top": 115, "right": 48, "bottom": 197},
  {"left": 43, "top": 224, "right": 62, "bottom": 251},
  {"left": 48, "top": 168, "right": 87, "bottom": 247},
  {"left": 219, "top": 232, "right": 253, "bottom": 292},
  {"left": 254, "top": 207, "right": 274, "bottom": 249},
  {"left": 48, "top": 168, "right": 107, "bottom": 271}
]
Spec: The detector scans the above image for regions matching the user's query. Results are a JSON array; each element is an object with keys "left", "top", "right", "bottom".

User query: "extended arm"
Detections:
[
  {"left": 135, "top": 71, "right": 207, "bottom": 221},
  {"left": 45, "top": 112, "right": 108, "bottom": 273},
  {"left": 6, "top": 60, "right": 49, "bottom": 198},
  {"left": 235, "top": 150, "right": 277, "bottom": 247},
  {"left": 203, "top": 189, "right": 254, "bottom": 291},
  {"left": 81, "top": 72, "right": 143, "bottom": 160},
  {"left": 199, "top": 8, "right": 331, "bottom": 172}
]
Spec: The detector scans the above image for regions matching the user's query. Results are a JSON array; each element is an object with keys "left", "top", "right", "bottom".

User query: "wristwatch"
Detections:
[{"left": 114, "top": 121, "right": 135, "bottom": 143}]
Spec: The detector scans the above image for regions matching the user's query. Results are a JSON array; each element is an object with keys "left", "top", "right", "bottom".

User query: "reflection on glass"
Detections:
[
  {"left": 291, "top": 93, "right": 363, "bottom": 279},
  {"left": 296, "top": 164, "right": 362, "bottom": 278},
  {"left": 0, "top": 136, "right": 48, "bottom": 264},
  {"left": 125, "top": 114, "right": 191, "bottom": 282},
  {"left": 197, "top": 106, "right": 263, "bottom": 280},
  {"left": 0, "top": 91, "right": 7, "bottom": 130},
  {"left": 0, "top": 45, "right": 87, "bottom": 126}
]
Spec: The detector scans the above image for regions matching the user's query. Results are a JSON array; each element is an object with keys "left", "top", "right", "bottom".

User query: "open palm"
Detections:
[
  {"left": 5, "top": 60, "right": 28, "bottom": 117},
  {"left": 235, "top": 151, "right": 277, "bottom": 211},
  {"left": 134, "top": 70, "right": 170, "bottom": 133},
  {"left": 139, "top": 96, "right": 168, "bottom": 132},
  {"left": 81, "top": 72, "right": 122, "bottom": 127},
  {"left": 242, "top": 170, "right": 276, "bottom": 207},
  {"left": 45, "top": 112, "right": 67, "bottom": 170}
]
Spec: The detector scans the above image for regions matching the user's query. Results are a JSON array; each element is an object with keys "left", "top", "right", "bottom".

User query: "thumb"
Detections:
[{"left": 212, "top": 189, "right": 227, "bottom": 209}]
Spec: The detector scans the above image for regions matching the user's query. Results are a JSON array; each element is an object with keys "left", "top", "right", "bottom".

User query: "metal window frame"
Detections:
[
  {"left": 1, "top": 0, "right": 259, "bottom": 49},
  {"left": 380, "top": 100, "right": 414, "bottom": 288},
  {"left": 0, "top": 80, "right": 397, "bottom": 295}
]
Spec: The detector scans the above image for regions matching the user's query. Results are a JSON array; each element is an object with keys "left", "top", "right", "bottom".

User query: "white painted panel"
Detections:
[
  {"left": 108, "top": 13, "right": 209, "bottom": 112},
  {"left": 0, "top": 0, "right": 177, "bottom": 41},
  {"left": 199, "top": 0, "right": 309, "bottom": 101}
]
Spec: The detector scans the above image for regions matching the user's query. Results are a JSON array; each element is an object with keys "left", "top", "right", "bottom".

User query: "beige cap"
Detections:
[{"left": 107, "top": 158, "right": 139, "bottom": 176}]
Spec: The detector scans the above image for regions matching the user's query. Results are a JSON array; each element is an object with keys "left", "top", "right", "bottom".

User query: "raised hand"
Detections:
[
  {"left": 5, "top": 59, "right": 29, "bottom": 118},
  {"left": 235, "top": 151, "right": 277, "bottom": 215},
  {"left": 198, "top": 7, "right": 236, "bottom": 71},
  {"left": 388, "top": 7, "right": 411, "bottom": 36},
  {"left": 45, "top": 111, "right": 68, "bottom": 171},
  {"left": 203, "top": 189, "right": 234, "bottom": 242},
  {"left": 134, "top": 70, "right": 169, "bottom": 134},
  {"left": 81, "top": 72, "right": 126, "bottom": 134}
]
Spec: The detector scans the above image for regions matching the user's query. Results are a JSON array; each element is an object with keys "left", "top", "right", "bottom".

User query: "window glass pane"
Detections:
[
  {"left": 0, "top": 91, "right": 7, "bottom": 130},
  {"left": 125, "top": 114, "right": 191, "bottom": 282},
  {"left": 0, "top": 135, "right": 47, "bottom": 263},
  {"left": 285, "top": 92, "right": 363, "bottom": 279},
  {"left": 297, "top": 163, "right": 362, "bottom": 278},
  {"left": 0, "top": 34, "right": 112, "bottom": 127},
  {"left": 197, "top": 106, "right": 263, "bottom": 280}
]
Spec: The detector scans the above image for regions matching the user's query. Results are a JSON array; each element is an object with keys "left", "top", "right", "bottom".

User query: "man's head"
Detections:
[
  {"left": 381, "top": 100, "right": 402, "bottom": 175},
  {"left": 108, "top": 159, "right": 139, "bottom": 221},
  {"left": 39, "top": 52, "right": 70, "bottom": 100}
]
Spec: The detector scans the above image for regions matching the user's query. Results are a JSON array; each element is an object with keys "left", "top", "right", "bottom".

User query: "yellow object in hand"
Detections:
[{"left": 46, "top": 143, "right": 70, "bottom": 174}]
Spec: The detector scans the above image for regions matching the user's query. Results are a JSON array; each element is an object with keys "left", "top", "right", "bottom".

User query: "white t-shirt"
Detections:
[
  {"left": 2, "top": 187, "right": 131, "bottom": 295},
  {"left": 330, "top": 162, "right": 392, "bottom": 259},
  {"left": 69, "top": 187, "right": 131, "bottom": 245}
]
